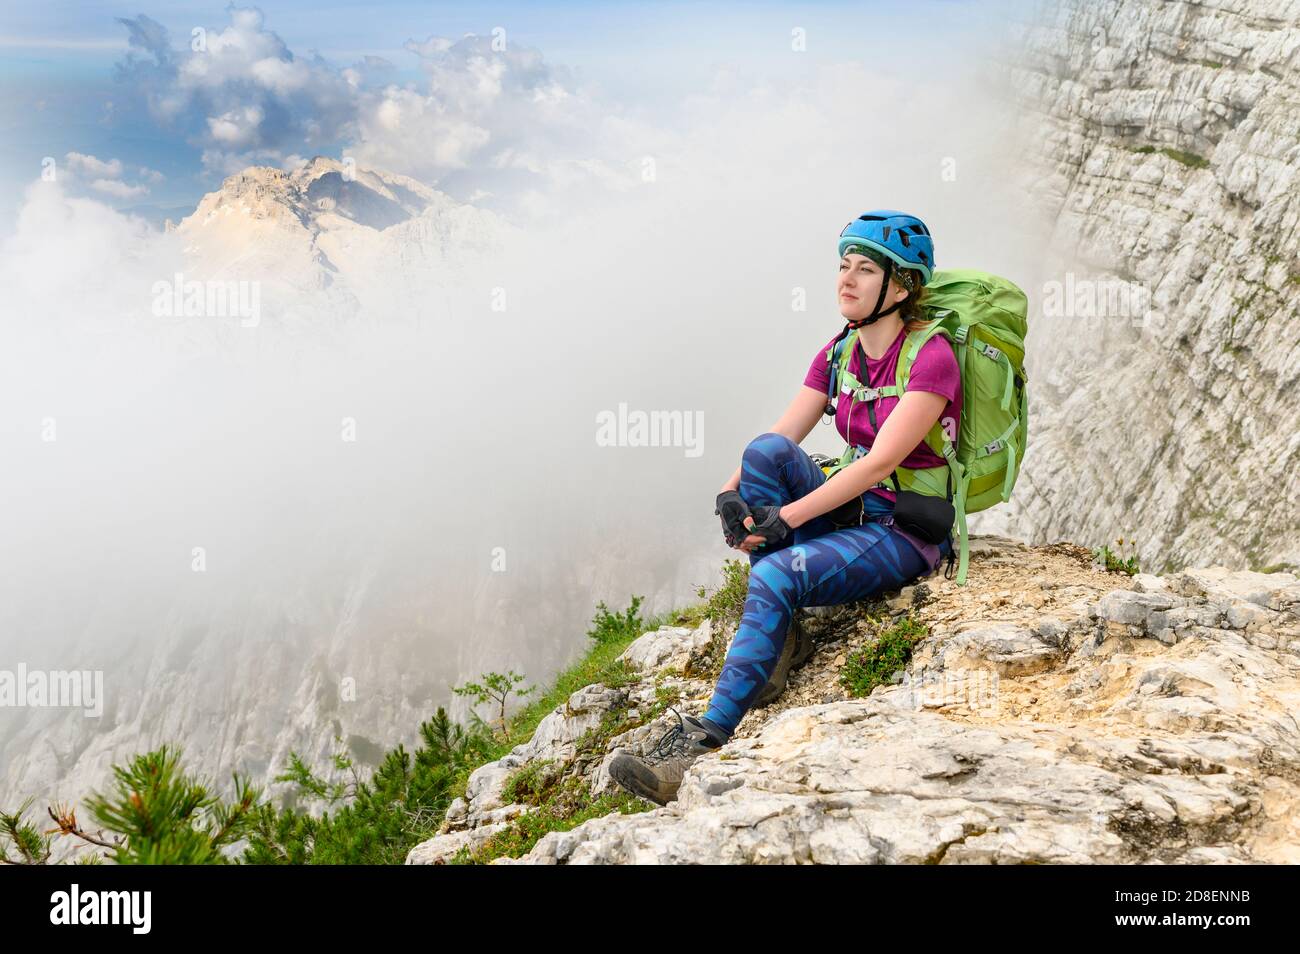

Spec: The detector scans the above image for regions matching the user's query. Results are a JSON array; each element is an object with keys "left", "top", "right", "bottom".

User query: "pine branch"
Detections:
[{"left": 47, "top": 803, "right": 121, "bottom": 850}]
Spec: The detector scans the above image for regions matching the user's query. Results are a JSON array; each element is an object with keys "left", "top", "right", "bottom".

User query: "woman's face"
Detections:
[{"left": 838, "top": 252, "right": 907, "bottom": 322}]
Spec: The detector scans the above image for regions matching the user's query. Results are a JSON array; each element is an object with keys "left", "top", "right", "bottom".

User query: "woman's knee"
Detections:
[{"left": 744, "top": 431, "right": 799, "bottom": 461}]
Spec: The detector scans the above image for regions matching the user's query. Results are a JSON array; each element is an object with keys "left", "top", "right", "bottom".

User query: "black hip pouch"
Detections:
[
  {"left": 825, "top": 494, "right": 864, "bottom": 529},
  {"left": 891, "top": 489, "right": 955, "bottom": 545},
  {"left": 815, "top": 460, "right": 866, "bottom": 529}
]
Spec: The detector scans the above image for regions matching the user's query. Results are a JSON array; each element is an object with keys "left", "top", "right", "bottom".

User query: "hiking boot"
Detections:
[
  {"left": 754, "top": 612, "right": 812, "bottom": 707},
  {"left": 607, "top": 708, "right": 728, "bottom": 805},
  {"left": 791, "top": 609, "right": 814, "bottom": 668}
]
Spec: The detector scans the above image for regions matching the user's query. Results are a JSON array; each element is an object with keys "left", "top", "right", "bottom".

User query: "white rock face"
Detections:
[{"left": 988, "top": 0, "right": 1300, "bottom": 575}]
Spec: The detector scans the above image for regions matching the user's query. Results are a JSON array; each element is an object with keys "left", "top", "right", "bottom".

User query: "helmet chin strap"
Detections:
[{"left": 845, "top": 258, "right": 905, "bottom": 330}]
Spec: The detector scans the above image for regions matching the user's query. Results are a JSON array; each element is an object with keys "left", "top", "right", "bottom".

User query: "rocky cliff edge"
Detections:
[{"left": 407, "top": 536, "right": 1300, "bottom": 864}]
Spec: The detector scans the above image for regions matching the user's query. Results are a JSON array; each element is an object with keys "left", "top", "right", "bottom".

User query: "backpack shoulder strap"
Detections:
[
  {"left": 895, "top": 323, "right": 958, "bottom": 461},
  {"left": 896, "top": 322, "right": 955, "bottom": 389},
  {"left": 823, "top": 330, "right": 853, "bottom": 412}
]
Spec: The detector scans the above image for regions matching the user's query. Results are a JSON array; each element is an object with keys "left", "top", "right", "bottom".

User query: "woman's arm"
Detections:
[
  {"left": 718, "top": 386, "right": 828, "bottom": 493},
  {"left": 778, "top": 389, "right": 947, "bottom": 528},
  {"left": 728, "top": 389, "right": 948, "bottom": 550}
]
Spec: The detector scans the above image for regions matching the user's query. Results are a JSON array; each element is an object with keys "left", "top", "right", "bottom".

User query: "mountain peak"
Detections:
[
  {"left": 187, "top": 157, "right": 452, "bottom": 234},
  {"left": 171, "top": 157, "right": 507, "bottom": 321}
]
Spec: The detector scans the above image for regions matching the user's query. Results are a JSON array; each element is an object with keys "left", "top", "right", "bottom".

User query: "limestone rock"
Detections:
[
  {"left": 512, "top": 684, "right": 628, "bottom": 766},
  {"left": 438, "top": 682, "right": 628, "bottom": 833},
  {"left": 987, "top": 0, "right": 1300, "bottom": 577},
  {"left": 502, "top": 701, "right": 1262, "bottom": 865},
  {"left": 405, "top": 820, "right": 513, "bottom": 865},
  {"left": 411, "top": 537, "right": 1300, "bottom": 865},
  {"left": 912, "top": 623, "right": 1061, "bottom": 678},
  {"left": 618, "top": 620, "right": 713, "bottom": 672}
]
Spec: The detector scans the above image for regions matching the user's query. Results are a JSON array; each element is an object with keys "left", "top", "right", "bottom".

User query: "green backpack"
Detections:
[{"left": 821, "top": 269, "right": 1029, "bottom": 584}]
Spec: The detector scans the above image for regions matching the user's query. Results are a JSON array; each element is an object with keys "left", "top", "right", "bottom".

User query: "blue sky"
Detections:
[{"left": 0, "top": 1, "right": 1010, "bottom": 229}]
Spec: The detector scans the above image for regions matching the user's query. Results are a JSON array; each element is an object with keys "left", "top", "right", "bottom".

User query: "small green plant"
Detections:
[
  {"left": 501, "top": 759, "right": 558, "bottom": 806},
  {"left": 571, "top": 703, "right": 636, "bottom": 764},
  {"left": 1160, "top": 147, "right": 1209, "bottom": 169},
  {"left": 273, "top": 736, "right": 361, "bottom": 806},
  {"left": 0, "top": 799, "right": 55, "bottom": 864},
  {"left": 654, "top": 681, "right": 683, "bottom": 705},
  {"left": 840, "top": 614, "right": 929, "bottom": 698},
  {"left": 1125, "top": 143, "right": 1209, "bottom": 169},
  {"left": 586, "top": 595, "right": 645, "bottom": 645},
  {"left": 1095, "top": 536, "right": 1141, "bottom": 575},
  {"left": 591, "top": 656, "right": 640, "bottom": 689},
  {"left": 667, "top": 604, "right": 708, "bottom": 627},
  {"left": 453, "top": 671, "right": 535, "bottom": 739},
  {"left": 696, "top": 558, "right": 750, "bottom": 626}
]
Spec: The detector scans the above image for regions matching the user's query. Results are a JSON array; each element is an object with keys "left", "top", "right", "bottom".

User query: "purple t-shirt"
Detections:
[{"left": 802, "top": 326, "right": 962, "bottom": 572}]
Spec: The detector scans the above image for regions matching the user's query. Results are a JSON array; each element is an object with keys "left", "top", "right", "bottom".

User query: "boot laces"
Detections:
[{"left": 644, "top": 707, "right": 697, "bottom": 763}]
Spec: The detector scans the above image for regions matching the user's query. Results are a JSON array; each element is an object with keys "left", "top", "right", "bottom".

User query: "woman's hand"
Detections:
[
  {"left": 715, "top": 490, "right": 752, "bottom": 546},
  {"left": 733, "top": 505, "right": 793, "bottom": 552}
]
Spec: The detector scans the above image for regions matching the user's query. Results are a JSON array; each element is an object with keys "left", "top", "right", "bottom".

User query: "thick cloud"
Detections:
[
  {"left": 116, "top": 7, "right": 360, "bottom": 173},
  {"left": 111, "top": 7, "right": 639, "bottom": 216},
  {"left": 0, "top": 179, "right": 178, "bottom": 327},
  {"left": 351, "top": 32, "right": 641, "bottom": 214}
]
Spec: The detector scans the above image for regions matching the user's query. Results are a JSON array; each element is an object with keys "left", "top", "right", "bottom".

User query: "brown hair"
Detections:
[{"left": 897, "top": 276, "right": 933, "bottom": 334}]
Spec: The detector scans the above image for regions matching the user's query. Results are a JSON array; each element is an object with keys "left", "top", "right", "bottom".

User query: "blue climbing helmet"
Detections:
[
  {"left": 836, "top": 210, "right": 936, "bottom": 329},
  {"left": 838, "top": 210, "right": 935, "bottom": 283}
]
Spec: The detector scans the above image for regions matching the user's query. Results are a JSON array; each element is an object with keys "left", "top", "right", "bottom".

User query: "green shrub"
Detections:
[
  {"left": 841, "top": 614, "right": 928, "bottom": 698},
  {"left": 453, "top": 671, "right": 535, "bottom": 739},
  {"left": 587, "top": 595, "right": 645, "bottom": 645},
  {"left": 696, "top": 558, "right": 750, "bottom": 626},
  {"left": 591, "top": 656, "right": 640, "bottom": 689}
]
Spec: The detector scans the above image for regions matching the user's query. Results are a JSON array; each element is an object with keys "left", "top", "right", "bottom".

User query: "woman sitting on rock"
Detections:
[{"left": 609, "top": 210, "right": 961, "bottom": 805}]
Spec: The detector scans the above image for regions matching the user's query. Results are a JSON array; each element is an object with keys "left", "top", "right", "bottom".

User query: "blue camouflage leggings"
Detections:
[{"left": 701, "top": 431, "right": 949, "bottom": 736}]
